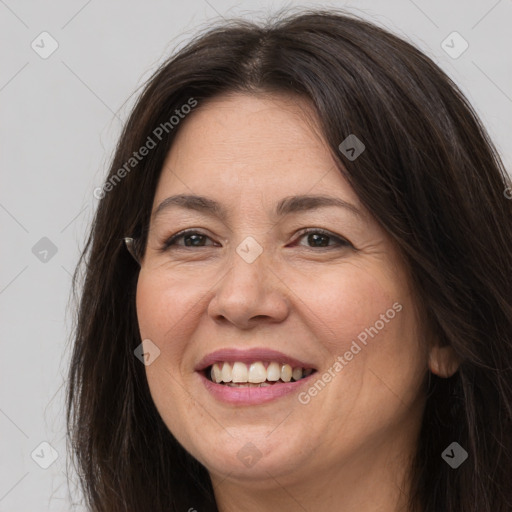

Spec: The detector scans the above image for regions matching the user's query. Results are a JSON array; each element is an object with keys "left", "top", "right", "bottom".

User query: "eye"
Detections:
[
  {"left": 160, "top": 229, "right": 218, "bottom": 251},
  {"left": 293, "top": 228, "right": 352, "bottom": 249}
]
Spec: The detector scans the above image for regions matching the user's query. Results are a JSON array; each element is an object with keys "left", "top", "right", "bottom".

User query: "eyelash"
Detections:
[{"left": 159, "top": 228, "right": 352, "bottom": 252}]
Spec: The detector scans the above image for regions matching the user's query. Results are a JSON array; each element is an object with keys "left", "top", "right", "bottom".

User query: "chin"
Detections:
[{"left": 186, "top": 428, "right": 305, "bottom": 481}]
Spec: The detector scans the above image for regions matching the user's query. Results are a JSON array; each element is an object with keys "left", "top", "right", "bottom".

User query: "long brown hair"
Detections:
[{"left": 66, "top": 7, "right": 512, "bottom": 511}]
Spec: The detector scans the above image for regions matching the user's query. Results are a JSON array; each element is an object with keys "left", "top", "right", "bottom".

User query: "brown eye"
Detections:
[
  {"left": 294, "top": 229, "right": 352, "bottom": 249},
  {"left": 160, "top": 230, "right": 218, "bottom": 251}
]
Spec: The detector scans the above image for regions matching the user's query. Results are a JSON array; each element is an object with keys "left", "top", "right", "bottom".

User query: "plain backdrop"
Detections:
[{"left": 1, "top": 0, "right": 511, "bottom": 510}]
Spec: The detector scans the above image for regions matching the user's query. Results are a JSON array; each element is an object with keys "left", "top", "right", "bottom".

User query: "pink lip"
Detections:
[
  {"left": 194, "top": 347, "right": 316, "bottom": 372},
  {"left": 196, "top": 371, "right": 317, "bottom": 406}
]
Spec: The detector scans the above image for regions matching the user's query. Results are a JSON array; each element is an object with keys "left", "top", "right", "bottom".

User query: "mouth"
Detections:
[
  {"left": 201, "top": 361, "right": 317, "bottom": 387},
  {"left": 194, "top": 348, "right": 319, "bottom": 404}
]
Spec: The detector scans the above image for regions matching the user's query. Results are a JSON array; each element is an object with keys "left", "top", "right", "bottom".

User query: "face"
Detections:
[{"left": 136, "top": 92, "right": 428, "bottom": 488}]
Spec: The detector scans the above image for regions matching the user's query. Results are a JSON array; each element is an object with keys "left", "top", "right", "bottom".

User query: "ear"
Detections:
[{"left": 428, "top": 344, "right": 460, "bottom": 377}]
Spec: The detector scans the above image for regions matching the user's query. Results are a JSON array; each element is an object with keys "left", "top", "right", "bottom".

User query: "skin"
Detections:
[{"left": 135, "top": 92, "right": 458, "bottom": 512}]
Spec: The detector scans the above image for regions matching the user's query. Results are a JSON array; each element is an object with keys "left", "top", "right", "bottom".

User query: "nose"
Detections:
[{"left": 207, "top": 245, "right": 290, "bottom": 330}]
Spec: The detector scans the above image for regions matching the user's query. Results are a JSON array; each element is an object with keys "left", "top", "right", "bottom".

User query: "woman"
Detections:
[{"left": 66, "top": 8, "right": 512, "bottom": 512}]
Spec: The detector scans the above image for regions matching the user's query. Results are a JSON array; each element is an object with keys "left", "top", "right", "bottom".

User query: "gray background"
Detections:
[{"left": 1, "top": 0, "right": 510, "bottom": 510}]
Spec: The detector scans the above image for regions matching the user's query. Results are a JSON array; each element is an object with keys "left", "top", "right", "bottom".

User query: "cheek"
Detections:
[
  {"left": 289, "top": 261, "right": 425, "bottom": 407},
  {"left": 135, "top": 271, "right": 202, "bottom": 446},
  {"left": 287, "top": 261, "right": 400, "bottom": 351},
  {"left": 136, "top": 274, "right": 168, "bottom": 341},
  {"left": 135, "top": 269, "right": 202, "bottom": 346},
  {"left": 135, "top": 269, "right": 202, "bottom": 416}
]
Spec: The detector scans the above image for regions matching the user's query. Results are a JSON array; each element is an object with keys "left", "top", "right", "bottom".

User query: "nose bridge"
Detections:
[
  {"left": 208, "top": 234, "right": 289, "bottom": 326},
  {"left": 225, "top": 234, "right": 272, "bottom": 297}
]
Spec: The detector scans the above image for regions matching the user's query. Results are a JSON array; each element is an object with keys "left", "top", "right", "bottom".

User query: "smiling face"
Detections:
[{"left": 135, "top": 92, "right": 429, "bottom": 496}]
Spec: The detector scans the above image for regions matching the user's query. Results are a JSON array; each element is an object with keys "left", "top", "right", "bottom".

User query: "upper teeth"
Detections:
[{"left": 210, "top": 361, "right": 313, "bottom": 384}]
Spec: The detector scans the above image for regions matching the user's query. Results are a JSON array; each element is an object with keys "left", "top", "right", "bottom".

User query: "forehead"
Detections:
[
  {"left": 154, "top": 92, "right": 360, "bottom": 207},
  {"left": 170, "top": 93, "right": 326, "bottom": 164}
]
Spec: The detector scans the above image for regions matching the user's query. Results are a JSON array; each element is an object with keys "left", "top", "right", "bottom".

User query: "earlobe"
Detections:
[{"left": 428, "top": 345, "right": 460, "bottom": 377}]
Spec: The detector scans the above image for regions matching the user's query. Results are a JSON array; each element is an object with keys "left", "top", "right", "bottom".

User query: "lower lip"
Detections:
[{"left": 197, "top": 370, "right": 317, "bottom": 405}]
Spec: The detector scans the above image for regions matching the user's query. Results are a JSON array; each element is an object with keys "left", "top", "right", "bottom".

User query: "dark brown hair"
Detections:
[{"left": 66, "top": 7, "right": 512, "bottom": 511}]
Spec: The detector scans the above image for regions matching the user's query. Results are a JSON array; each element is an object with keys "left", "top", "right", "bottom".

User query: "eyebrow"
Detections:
[{"left": 152, "top": 193, "right": 363, "bottom": 222}]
